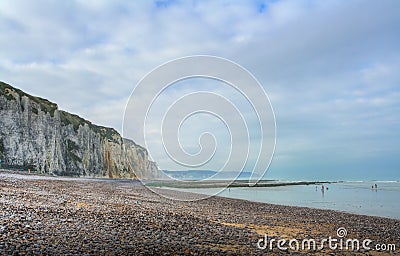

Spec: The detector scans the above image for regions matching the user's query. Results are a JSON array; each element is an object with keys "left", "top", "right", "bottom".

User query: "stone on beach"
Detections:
[{"left": 0, "top": 170, "right": 399, "bottom": 255}]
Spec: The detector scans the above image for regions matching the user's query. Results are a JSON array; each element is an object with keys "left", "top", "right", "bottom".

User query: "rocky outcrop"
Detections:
[{"left": 0, "top": 81, "right": 159, "bottom": 178}]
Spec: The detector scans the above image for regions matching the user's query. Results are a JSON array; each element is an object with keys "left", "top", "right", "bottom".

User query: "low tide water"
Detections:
[{"left": 178, "top": 181, "right": 400, "bottom": 219}]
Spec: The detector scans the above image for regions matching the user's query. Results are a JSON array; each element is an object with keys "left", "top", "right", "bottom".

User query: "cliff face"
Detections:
[{"left": 0, "top": 81, "right": 159, "bottom": 178}]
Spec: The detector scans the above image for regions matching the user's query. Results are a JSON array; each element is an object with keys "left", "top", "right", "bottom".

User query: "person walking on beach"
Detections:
[
  {"left": 374, "top": 184, "right": 378, "bottom": 191},
  {"left": 321, "top": 185, "right": 325, "bottom": 198}
]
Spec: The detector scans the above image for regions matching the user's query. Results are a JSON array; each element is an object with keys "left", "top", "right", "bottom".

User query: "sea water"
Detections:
[{"left": 178, "top": 181, "right": 400, "bottom": 219}]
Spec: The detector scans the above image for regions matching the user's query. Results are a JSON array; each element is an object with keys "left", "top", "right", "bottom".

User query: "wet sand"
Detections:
[{"left": 1, "top": 170, "right": 399, "bottom": 255}]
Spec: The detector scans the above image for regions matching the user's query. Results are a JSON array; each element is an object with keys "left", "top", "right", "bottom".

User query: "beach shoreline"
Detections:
[{"left": 1, "top": 170, "right": 399, "bottom": 255}]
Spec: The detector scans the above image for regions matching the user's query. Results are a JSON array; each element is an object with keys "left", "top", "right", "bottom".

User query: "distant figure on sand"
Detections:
[
  {"left": 375, "top": 184, "right": 378, "bottom": 191},
  {"left": 321, "top": 185, "right": 325, "bottom": 198}
]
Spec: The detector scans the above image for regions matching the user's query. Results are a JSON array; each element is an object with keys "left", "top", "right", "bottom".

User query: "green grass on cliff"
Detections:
[
  {"left": 59, "top": 111, "right": 120, "bottom": 143},
  {"left": 0, "top": 81, "right": 121, "bottom": 143},
  {"left": 0, "top": 81, "right": 58, "bottom": 116}
]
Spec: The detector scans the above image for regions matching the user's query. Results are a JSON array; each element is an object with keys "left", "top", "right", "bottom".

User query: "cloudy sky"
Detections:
[{"left": 0, "top": 0, "right": 399, "bottom": 180}]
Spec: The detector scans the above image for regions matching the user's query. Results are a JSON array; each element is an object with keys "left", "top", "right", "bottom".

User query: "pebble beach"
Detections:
[{"left": 1, "top": 170, "right": 399, "bottom": 255}]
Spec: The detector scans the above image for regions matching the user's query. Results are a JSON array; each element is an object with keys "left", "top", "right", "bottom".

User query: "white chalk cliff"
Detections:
[{"left": 0, "top": 81, "right": 158, "bottom": 179}]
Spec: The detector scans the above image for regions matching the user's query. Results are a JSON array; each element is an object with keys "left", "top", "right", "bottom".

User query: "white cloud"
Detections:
[{"left": 0, "top": 0, "right": 399, "bottom": 179}]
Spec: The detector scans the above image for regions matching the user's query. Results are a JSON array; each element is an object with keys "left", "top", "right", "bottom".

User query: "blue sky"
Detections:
[{"left": 0, "top": 0, "right": 399, "bottom": 180}]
